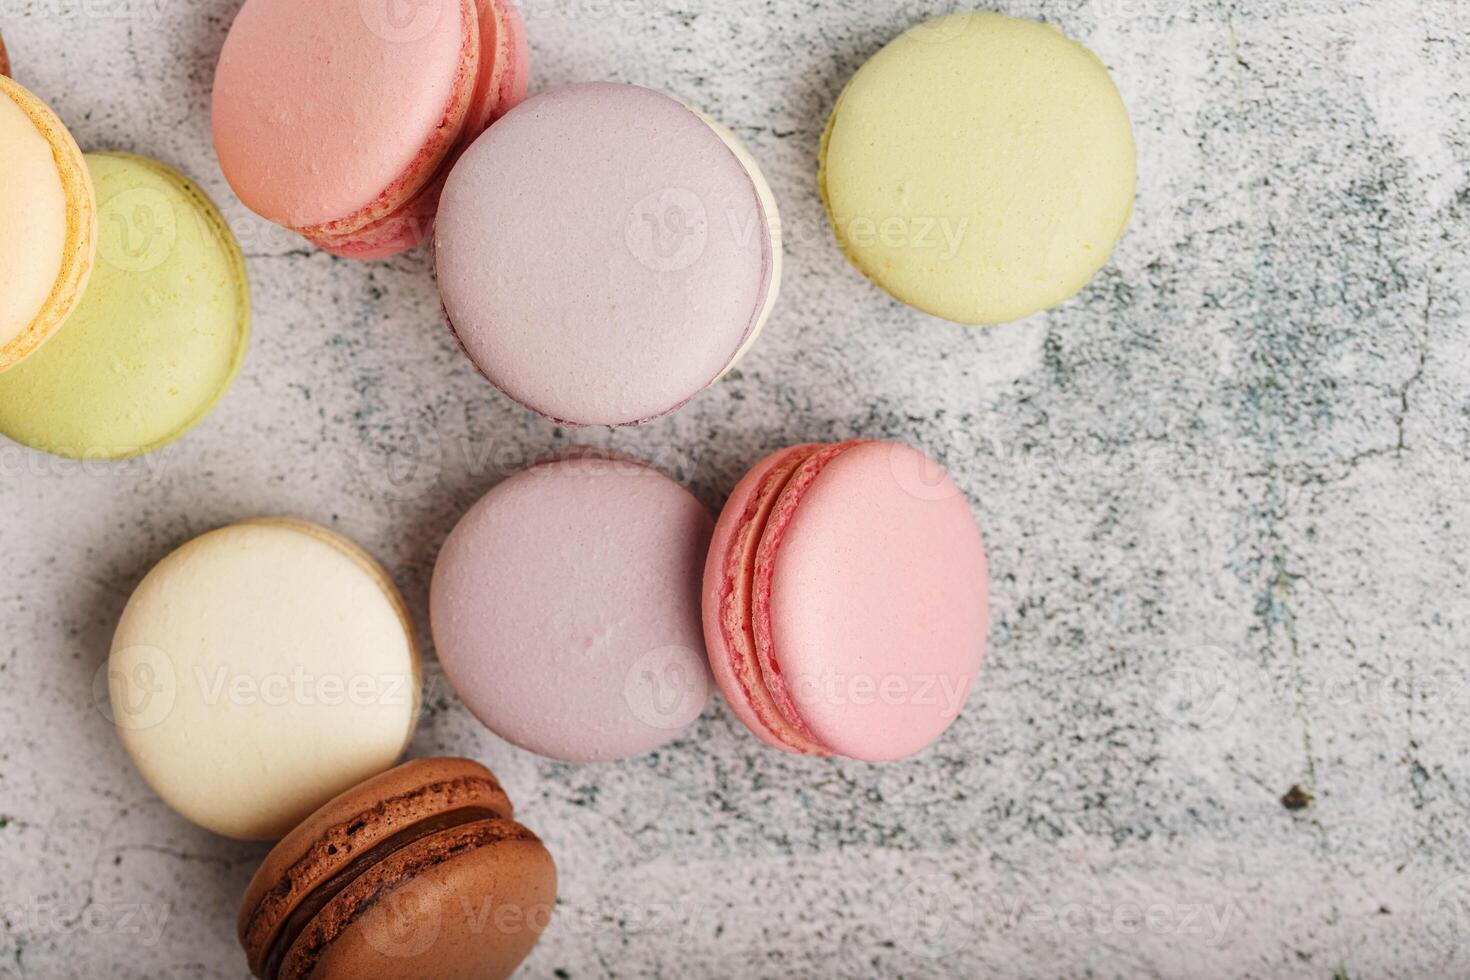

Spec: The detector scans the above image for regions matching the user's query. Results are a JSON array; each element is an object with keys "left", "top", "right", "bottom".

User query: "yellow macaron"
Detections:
[
  {"left": 820, "top": 12, "right": 1136, "bottom": 325},
  {"left": 0, "top": 74, "right": 96, "bottom": 371},
  {"left": 0, "top": 153, "right": 250, "bottom": 459}
]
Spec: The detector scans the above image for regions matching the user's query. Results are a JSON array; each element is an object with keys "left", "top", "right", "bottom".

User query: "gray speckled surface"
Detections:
[{"left": 2, "top": 0, "right": 1469, "bottom": 977}]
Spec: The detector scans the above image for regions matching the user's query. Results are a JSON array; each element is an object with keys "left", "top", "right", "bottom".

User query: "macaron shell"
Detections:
[
  {"left": 0, "top": 152, "right": 248, "bottom": 458},
  {"left": 0, "top": 30, "right": 10, "bottom": 76},
  {"left": 436, "top": 83, "right": 777, "bottom": 426},
  {"left": 466, "top": 0, "right": 530, "bottom": 132},
  {"left": 702, "top": 443, "right": 829, "bottom": 755},
  {"left": 213, "top": 0, "right": 475, "bottom": 231},
  {"left": 0, "top": 76, "right": 95, "bottom": 372},
  {"left": 763, "top": 442, "right": 988, "bottom": 761},
  {"left": 281, "top": 823, "right": 555, "bottom": 980},
  {"left": 239, "top": 758, "right": 513, "bottom": 971},
  {"left": 692, "top": 105, "right": 783, "bottom": 375},
  {"left": 111, "top": 519, "right": 421, "bottom": 841},
  {"left": 820, "top": 12, "right": 1135, "bottom": 324},
  {"left": 431, "top": 456, "right": 714, "bottom": 762}
]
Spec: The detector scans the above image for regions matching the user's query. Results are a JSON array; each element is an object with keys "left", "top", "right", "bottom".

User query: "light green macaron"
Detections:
[{"left": 0, "top": 152, "right": 249, "bottom": 459}]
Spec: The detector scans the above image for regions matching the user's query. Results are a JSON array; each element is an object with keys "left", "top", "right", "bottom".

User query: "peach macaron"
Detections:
[
  {"left": 212, "top": 0, "right": 530, "bottom": 259},
  {"left": 703, "top": 441, "right": 989, "bottom": 761},
  {"left": 0, "top": 74, "right": 95, "bottom": 372}
]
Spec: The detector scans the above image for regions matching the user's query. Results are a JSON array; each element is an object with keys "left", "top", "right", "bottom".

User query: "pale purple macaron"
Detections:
[
  {"left": 434, "top": 82, "right": 783, "bottom": 427},
  {"left": 430, "top": 453, "right": 715, "bottom": 762}
]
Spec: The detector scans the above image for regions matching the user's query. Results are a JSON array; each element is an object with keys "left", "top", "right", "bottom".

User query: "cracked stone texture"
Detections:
[{"left": 2, "top": 0, "right": 1469, "bottom": 977}]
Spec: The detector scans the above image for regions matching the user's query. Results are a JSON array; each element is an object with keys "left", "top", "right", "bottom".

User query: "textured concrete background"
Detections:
[{"left": 2, "top": 0, "right": 1469, "bottom": 977}]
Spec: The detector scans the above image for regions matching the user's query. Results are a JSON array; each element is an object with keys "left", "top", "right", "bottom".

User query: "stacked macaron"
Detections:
[
  {"left": 212, "top": 0, "right": 529, "bottom": 259},
  {"left": 0, "top": 153, "right": 250, "bottom": 459},
  {"left": 703, "top": 442, "right": 988, "bottom": 760}
]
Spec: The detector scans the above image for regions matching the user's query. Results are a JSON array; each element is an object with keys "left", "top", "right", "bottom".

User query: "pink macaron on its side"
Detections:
[
  {"left": 435, "top": 82, "right": 783, "bottom": 427},
  {"left": 703, "top": 441, "right": 989, "bottom": 762},
  {"left": 431, "top": 452, "right": 716, "bottom": 763},
  {"left": 212, "top": 0, "right": 529, "bottom": 259}
]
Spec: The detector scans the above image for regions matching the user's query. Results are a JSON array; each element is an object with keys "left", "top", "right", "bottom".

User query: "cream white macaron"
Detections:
[{"left": 107, "top": 519, "right": 420, "bottom": 841}]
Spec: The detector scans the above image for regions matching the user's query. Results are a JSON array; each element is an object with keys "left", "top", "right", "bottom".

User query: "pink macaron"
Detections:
[
  {"left": 212, "top": 0, "right": 529, "bottom": 259},
  {"left": 435, "top": 82, "right": 783, "bottom": 427},
  {"left": 703, "top": 441, "right": 989, "bottom": 761},
  {"left": 431, "top": 452, "right": 715, "bottom": 762}
]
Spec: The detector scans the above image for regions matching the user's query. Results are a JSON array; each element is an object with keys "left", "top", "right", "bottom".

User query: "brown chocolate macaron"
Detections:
[
  {"left": 0, "top": 29, "right": 9, "bottom": 76},
  {"left": 239, "top": 758, "right": 557, "bottom": 980}
]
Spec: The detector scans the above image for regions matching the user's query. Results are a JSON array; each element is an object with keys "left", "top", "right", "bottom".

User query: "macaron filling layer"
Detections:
[
  {"left": 241, "top": 768, "right": 512, "bottom": 975},
  {"left": 708, "top": 441, "right": 989, "bottom": 760},
  {"left": 261, "top": 808, "right": 512, "bottom": 980},
  {"left": 712, "top": 442, "right": 877, "bottom": 755}
]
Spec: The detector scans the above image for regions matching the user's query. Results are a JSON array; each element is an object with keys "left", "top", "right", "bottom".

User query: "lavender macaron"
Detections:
[
  {"left": 430, "top": 452, "right": 715, "bottom": 762},
  {"left": 434, "top": 82, "right": 782, "bottom": 427}
]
